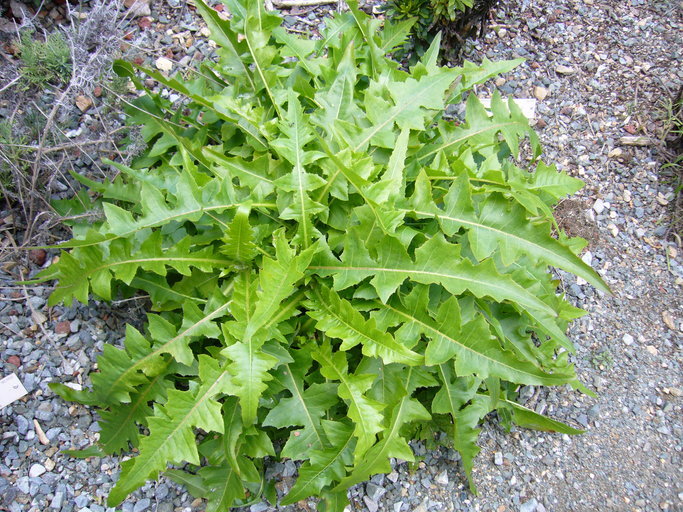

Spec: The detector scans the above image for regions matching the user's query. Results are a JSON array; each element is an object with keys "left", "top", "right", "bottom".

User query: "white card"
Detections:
[{"left": 0, "top": 373, "right": 28, "bottom": 409}]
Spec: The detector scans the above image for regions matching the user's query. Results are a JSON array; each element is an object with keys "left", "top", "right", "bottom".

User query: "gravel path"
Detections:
[{"left": 1, "top": 1, "right": 682, "bottom": 512}]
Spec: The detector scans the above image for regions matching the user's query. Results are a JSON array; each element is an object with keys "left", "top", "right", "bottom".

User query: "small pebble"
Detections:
[{"left": 28, "top": 464, "right": 46, "bottom": 478}]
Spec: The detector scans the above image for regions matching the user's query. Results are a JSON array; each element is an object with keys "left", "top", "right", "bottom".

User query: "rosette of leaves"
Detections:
[
  {"left": 384, "top": 0, "right": 499, "bottom": 63},
  {"left": 382, "top": 0, "right": 433, "bottom": 57},
  {"left": 39, "top": 0, "right": 608, "bottom": 509}
]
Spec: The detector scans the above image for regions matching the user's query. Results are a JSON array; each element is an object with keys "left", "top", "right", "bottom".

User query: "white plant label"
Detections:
[{"left": 0, "top": 373, "right": 28, "bottom": 409}]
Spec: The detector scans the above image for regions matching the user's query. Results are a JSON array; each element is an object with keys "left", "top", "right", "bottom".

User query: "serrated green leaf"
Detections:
[
  {"left": 307, "top": 286, "right": 422, "bottom": 365},
  {"left": 108, "top": 356, "right": 234, "bottom": 505},
  {"left": 311, "top": 231, "right": 556, "bottom": 317},
  {"left": 313, "top": 341, "right": 384, "bottom": 460},
  {"left": 335, "top": 367, "right": 431, "bottom": 490},
  {"left": 222, "top": 205, "right": 257, "bottom": 263},
  {"left": 378, "top": 288, "right": 575, "bottom": 386},
  {"left": 264, "top": 349, "right": 338, "bottom": 459},
  {"left": 406, "top": 173, "right": 609, "bottom": 292},
  {"left": 282, "top": 420, "right": 355, "bottom": 505}
]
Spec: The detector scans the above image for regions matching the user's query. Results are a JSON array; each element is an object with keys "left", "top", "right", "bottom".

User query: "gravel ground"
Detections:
[{"left": 1, "top": 1, "right": 682, "bottom": 512}]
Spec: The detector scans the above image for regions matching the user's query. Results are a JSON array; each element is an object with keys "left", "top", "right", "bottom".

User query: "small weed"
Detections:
[
  {"left": 0, "top": 121, "right": 30, "bottom": 200},
  {"left": 384, "top": 0, "right": 500, "bottom": 62},
  {"left": 656, "top": 87, "right": 682, "bottom": 237},
  {"left": 16, "top": 30, "right": 72, "bottom": 89},
  {"left": 589, "top": 349, "right": 614, "bottom": 370}
]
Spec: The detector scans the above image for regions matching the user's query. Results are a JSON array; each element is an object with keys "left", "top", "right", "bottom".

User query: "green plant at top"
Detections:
[
  {"left": 16, "top": 30, "right": 72, "bottom": 89},
  {"left": 383, "top": 0, "right": 433, "bottom": 49},
  {"left": 38, "top": 0, "right": 608, "bottom": 509},
  {"left": 430, "top": 0, "right": 474, "bottom": 22},
  {"left": 0, "top": 120, "right": 30, "bottom": 199},
  {"left": 383, "top": 0, "right": 482, "bottom": 60}
]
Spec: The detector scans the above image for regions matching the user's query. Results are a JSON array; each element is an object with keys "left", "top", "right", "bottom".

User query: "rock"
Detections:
[
  {"left": 555, "top": 65, "right": 576, "bottom": 75},
  {"left": 7, "top": 355, "right": 21, "bottom": 367},
  {"left": 50, "top": 491, "right": 64, "bottom": 509},
  {"left": 29, "top": 249, "right": 47, "bottom": 266},
  {"left": 249, "top": 503, "right": 268, "bottom": 512},
  {"left": 366, "top": 482, "right": 386, "bottom": 502},
  {"left": 155, "top": 57, "right": 174, "bottom": 73},
  {"left": 494, "top": 452, "right": 504, "bottom": 465},
  {"left": 282, "top": 459, "right": 296, "bottom": 477},
  {"left": 662, "top": 311, "right": 676, "bottom": 330},
  {"left": 55, "top": 321, "right": 71, "bottom": 335},
  {"left": 592, "top": 198, "right": 605, "bottom": 214},
  {"left": 645, "top": 345, "right": 658, "bottom": 356},
  {"left": 520, "top": 498, "right": 538, "bottom": 512},
  {"left": 31, "top": 310, "right": 47, "bottom": 325},
  {"left": 587, "top": 404, "right": 601, "bottom": 419},
  {"left": 28, "top": 464, "right": 46, "bottom": 478},
  {"left": 618, "top": 136, "right": 650, "bottom": 146},
  {"left": 622, "top": 333, "right": 634, "bottom": 345},
  {"left": 74, "top": 493, "right": 89, "bottom": 508},
  {"left": 577, "top": 414, "right": 589, "bottom": 427},
  {"left": 667, "top": 387, "right": 682, "bottom": 397},
  {"left": 155, "top": 483, "right": 169, "bottom": 500},
  {"left": 123, "top": 0, "right": 151, "bottom": 17},
  {"left": 534, "top": 86, "right": 549, "bottom": 101},
  {"left": 435, "top": 470, "right": 448, "bottom": 485},
  {"left": 65, "top": 127, "right": 82, "bottom": 138},
  {"left": 363, "top": 496, "right": 379, "bottom": 512},
  {"left": 75, "top": 95, "right": 93, "bottom": 113},
  {"left": 15, "top": 415, "right": 29, "bottom": 435},
  {"left": 133, "top": 498, "right": 151, "bottom": 512},
  {"left": 10, "top": 0, "right": 28, "bottom": 19},
  {"left": 16, "top": 476, "right": 30, "bottom": 494},
  {"left": 608, "top": 148, "right": 623, "bottom": 158}
]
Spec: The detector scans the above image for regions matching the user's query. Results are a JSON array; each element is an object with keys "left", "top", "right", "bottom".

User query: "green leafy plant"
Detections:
[
  {"left": 0, "top": 120, "right": 27, "bottom": 198},
  {"left": 16, "top": 30, "right": 72, "bottom": 89},
  {"left": 383, "top": 0, "right": 433, "bottom": 53},
  {"left": 39, "top": 0, "right": 608, "bottom": 509},
  {"left": 589, "top": 349, "right": 613, "bottom": 370},
  {"left": 384, "top": 0, "right": 497, "bottom": 62}
]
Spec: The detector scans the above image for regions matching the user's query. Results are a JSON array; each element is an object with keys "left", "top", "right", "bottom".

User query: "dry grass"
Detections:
[{"left": 0, "top": 0, "right": 134, "bottom": 256}]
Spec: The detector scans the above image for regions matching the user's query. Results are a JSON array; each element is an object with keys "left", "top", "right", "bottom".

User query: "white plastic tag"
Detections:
[{"left": 0, "top": 374, "right": 28, "bottom": 409}]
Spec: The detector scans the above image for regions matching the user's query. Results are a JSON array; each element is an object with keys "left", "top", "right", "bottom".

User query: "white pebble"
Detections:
[
  {"left": 592, "top": 198, "right": 605, "bottom": 214},
  {"left": 155, "top": 57, "right": 174, "bottom": 73},
  {"left": 29, "top": 463, "right": 46, "bottom": 477}
]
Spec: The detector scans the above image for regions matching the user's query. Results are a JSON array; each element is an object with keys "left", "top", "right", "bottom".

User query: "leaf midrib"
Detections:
[
  {"left": 405, "top": 207, "right": 598, "bottom": 284},
  {"left": 312, "top": 289, "right": 419, "bottom": 363},
  {"left": 379, "top": 302, "right": 564, "bottom": 384},
  {"left": 101, "top": 361, "right": 172, "bottom": 453},
  {"left": 63, "top": 202, "right": 275, "bottom": 250},
  {"left": 283, "top": 364, "right": 326, "bottom": 448},
  {"left": 417, "top": 120, "right": 525, "bottom": 161},
  {"left": 104, "top": 302, "right": 232, "bottom": 400},
  {"left": 286, "top": 429, "right": 354, "bottom": 503},
  {"left": 309, "top": 264, "right": 552, "bottom": 315},
  {"left": 116, "top": 372, "right": 227, "bottom": 497},
  {"left": 353, "top": 73, "right": 455, "bottom": 151}
]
